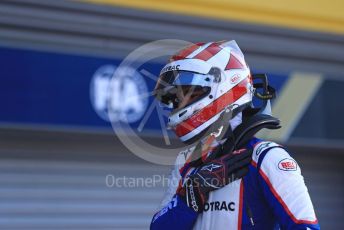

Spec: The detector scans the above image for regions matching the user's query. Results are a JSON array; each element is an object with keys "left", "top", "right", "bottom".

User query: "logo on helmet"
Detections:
[
  {"left": 230, "top": 74, "right": 241, "bottom": 84},
  {"left": 161, "top": 64, "right": 180, "bottom": 74}
]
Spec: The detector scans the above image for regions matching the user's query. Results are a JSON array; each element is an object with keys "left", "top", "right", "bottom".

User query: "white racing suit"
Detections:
[{"left": 151, "top": 138, "right": 320, "bottom": 230}]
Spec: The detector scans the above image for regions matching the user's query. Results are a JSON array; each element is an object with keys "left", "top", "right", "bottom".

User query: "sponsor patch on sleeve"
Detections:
[{"left": 278, "top": 158, "right": 298, "bottom": 171}]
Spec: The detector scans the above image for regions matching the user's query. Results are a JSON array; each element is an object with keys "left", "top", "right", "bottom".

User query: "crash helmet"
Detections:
[{"left": 154, "top": 41, "right": 253, "bottom": 143}]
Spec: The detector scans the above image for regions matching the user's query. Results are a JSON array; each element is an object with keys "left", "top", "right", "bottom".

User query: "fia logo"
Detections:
[{"left": 90, "top": 65, "right": 148, "bottom": 123}]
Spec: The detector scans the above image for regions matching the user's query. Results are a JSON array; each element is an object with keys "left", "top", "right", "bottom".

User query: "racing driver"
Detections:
[{"left": 150, "top": 41, "right": 320, "bottom": 229}]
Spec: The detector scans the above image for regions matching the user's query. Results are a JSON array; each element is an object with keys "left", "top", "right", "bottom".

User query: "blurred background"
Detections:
[{"left": 0, "top": 0, "right": 343, "bottom": 229}]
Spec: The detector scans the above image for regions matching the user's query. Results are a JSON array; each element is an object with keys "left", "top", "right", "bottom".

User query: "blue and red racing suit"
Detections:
[{"left": 151, "top": 138, "right": 320, "bottom": 230}]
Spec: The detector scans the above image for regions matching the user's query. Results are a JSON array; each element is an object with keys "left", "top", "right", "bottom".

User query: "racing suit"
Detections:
[{"left": 150, "top": 138, "right": 320, "bottom": 229}]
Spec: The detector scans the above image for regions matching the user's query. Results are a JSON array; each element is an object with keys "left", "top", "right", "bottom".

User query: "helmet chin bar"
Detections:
[{"left": 186, "top": 102, "right": 250, "bottom": 162}]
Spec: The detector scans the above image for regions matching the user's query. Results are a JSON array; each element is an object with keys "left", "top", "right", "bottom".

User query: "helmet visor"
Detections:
[{"left": 154, "top": 71, "right": 212, "bottom": 109}]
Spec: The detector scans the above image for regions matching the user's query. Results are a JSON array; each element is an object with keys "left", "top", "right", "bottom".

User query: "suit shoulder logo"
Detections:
[
  {"left": 278, "top": 158, "right": 298, "bottom": 171},
  {"left": 255, "top": 142, "right": 273, "bottom": 156}
]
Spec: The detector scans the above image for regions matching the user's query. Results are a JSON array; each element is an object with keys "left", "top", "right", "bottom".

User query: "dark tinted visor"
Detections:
[{"left": 154, "top": 71, "right": 212, "bottom": 109}]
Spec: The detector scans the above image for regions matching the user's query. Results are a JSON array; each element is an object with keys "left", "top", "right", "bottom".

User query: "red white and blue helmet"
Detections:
[{"left": 154, "top": 41, "right": 253, "bottom": 143}]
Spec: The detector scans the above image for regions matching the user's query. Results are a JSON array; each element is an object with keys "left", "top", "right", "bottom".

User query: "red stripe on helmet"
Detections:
[
  {"left": 225, "top": 53, "right": 246, "bottom": 70},
  {"left": 170, "top": 42, "right": 205, "bottom": 61},
  {"left": 175, "top": 79, "right": 249, "bottom": 137},
  {"left": 193, "top": 43, "right": 222, "bottom": 61}
]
